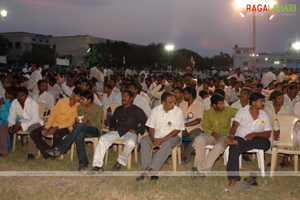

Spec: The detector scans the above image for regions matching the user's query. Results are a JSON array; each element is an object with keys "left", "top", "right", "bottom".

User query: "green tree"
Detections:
[
  {"left": 20, "top": 45, "right": 55, "bottom": 66},
  {"left": 0, "top": 35, "right": 10, "bottom": 55}
]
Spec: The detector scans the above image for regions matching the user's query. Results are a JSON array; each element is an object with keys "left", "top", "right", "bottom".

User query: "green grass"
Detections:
[{"left": 0, "top": 140, "right": 299, "bottom": 200}]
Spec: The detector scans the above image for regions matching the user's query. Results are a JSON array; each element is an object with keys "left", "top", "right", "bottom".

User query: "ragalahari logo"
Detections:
[{"left": 246, "top": 3, "right": 296, "bottom": 16}]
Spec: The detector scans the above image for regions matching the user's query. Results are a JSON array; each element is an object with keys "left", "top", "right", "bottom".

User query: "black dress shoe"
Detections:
[
  {"left": 27, "top": 154, "right": 35, "bottom": 161},
  {"left": 136, "top": 173, "right": 147, "bottom": 181},
  {"left": 150, "top": 176, "right": 159, "bottom": 181},
  {"left": 111, "top": 162, "right": 123, "bottom": 171}
]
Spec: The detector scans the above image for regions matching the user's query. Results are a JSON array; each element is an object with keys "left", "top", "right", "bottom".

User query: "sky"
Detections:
[{"left": 1, "top": 0, "right": 299, "bottom": 57}]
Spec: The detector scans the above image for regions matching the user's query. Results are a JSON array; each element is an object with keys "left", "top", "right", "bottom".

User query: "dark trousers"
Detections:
[
  {"left": 226, "top": 136, "right": 270, "bottom": 181},
  {"left": 56, "top": 123, "right": 100, "bottom": 167},
  {"left": 30, "top": 126, "right": 69, "bottom": 159}
]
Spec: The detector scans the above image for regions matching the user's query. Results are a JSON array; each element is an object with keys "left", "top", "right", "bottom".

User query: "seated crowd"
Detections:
[{"left": 0, "top": 64, "right": 300, "bottom": 186}]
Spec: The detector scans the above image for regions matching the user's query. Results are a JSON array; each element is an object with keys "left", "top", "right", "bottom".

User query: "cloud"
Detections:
[{"left": 12, "top": 0, "right": 113, "bottom": 8}]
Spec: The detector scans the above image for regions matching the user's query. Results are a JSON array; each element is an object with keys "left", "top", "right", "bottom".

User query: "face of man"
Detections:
[
  {"left": 173, "top": 89, "right": 183, "bottom": 100},
  {"left": 129, "top": 85, "right": 137, "bottom": 96},
  {"left": 240, "top": 90, "right": 250, "bottom": 101},
  {"left": 71, "top": 93, "right": 81, "bottom": 102},
  {"left": 252, "top": 98, "right": 265, "bottom": 110},
  {"left": 17, "top": 92, "right": 28, "bottom": 105},
  {"left": 234, "top": 82, "right": 240, "bottom": 89},
  {"left": 135, "top": 76, "right": 141, "bottom": 83},
  {"left": 203, "top": 83, "right": 209, "bottom": 89},
  {"left": 3, "top": 77, "right": 11, "bottom": 89},
  {"left": 122, "top": 92, "right": 133, "bottom": 106},
  {"left": 183, "top": 90, "right": 191, "bottom": 101},
  {"left": 80, "top": 97, "right": 91, "bottom": 106},
  {"left": 213, "top": 100, "right": 225, "bottom": 111},
  {"left": 163, "top": 96, "right": 175, "bottom": 111},
  {"left": 81, "top": 82, "right": 89, "bottom": 91},
  {"left": 272, "top": 95, "right": 284, "bottom": 107},
  {"left": 119, "top": 84, "right": 126, "bottom": 92},
  {"left": 288, "top": 87, "right": 299, "bottom": 98},
  {"left": 256, "top": 87, "right": 263, "bottom": 93},
  {"left": 31, "top": 64, "right": 37, "bottom": 71},
  {"left": 103, "top": 86, "right": 109, "bottom": 94},
  {"left": 110, "top": 80, "right": 116, "bottom": 88},
  {"left": 275, "top": 84, "right": 283, "bottom": 91},
  {"left": 38, "top": 82, "right": 47, "bottom": 94},
  {"left": 288, "top": 69, "right": 292, "bottom": 75}
]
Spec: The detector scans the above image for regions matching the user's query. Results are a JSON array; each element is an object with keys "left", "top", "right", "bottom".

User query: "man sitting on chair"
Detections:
[
  {"left": 46, "top": 90, "right": 103, "bottom": 171},
  {"left": 225, "top": 92, "right": 271, "bottom": 186},
  {"left": 137, "top": 92, "right": 185, "bottom": 181},
  {"left": 92, "top": 90, "right": 147, "bottom": 172},
  {"left": 30, "top": 87, "right": 82, "bottom": 159},
  {"left": 191, "top": 94, "right": 237, "bottom": 179}
]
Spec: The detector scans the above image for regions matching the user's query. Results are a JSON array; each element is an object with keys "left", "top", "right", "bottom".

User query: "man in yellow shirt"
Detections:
[
  {"left": 30, "top": 87, "right": 82, "bottom": 159},
  {"left": 286, "top": 68, "right": 299, "bottom": 83}
]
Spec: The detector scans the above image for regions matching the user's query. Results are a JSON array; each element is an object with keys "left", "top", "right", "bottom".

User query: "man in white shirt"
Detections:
[
  {"left": 261, "top": 67, "right": 276, "bottom": 88},
  {"left": 90, "top": 63, "right": 99, "bottom": 80},
  {"left": 4, "top": 87, "right": 43, "bottom": 160},
  {"left": 277, "top": 67, "right": 288, "bottom": 83},
  {"left": 138, "top": 92, "right": 185, "bottom": 181},
  {"left": 231, "top": 87, "right": 251, "bottom": 110},
  {"left": 229, "top": 81, "right": 241, "bottom": 104},
  {"left": 139, "top": 67, "right": 149, "bottom": 78},
  {"left": 284, "top": 85, "right": 299, "bottom": 109},
  {"left": 105, "top": 66, "right": 114, "bottom": 80},
  {"left": 125, "top": 66, "right": 133, "bottom": 77},
  {"left": 180, "top": 87, "right": 204, "bottom": 164},
  {"left": 110, "top": 78, "right": 120, "bottom": 94},
  {"left": 56, "top": 74, "right": 75, "bottom": 98},
  {"left": 225, "top": 92, "right": 271, "bottom": 186},
  {"left": 96, "top": 66, "right": 105, "bottom": 83},
  {"left": 101, "top": 84, "right": 119, "bottom": 108},
  {"left": 27, "top": 63, "right": 42, "bottom": 96},
  {"left": 129, "top": 82, "right": 152, "bottom": 117},
  {"left": 31, "top": 80, "right": 55, "bottom": 110},
  {"left": 227, "top": 68, "right": 245, "bottom": 82}
]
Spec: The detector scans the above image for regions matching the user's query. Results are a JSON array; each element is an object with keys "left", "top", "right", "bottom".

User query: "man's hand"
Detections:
[
  {"left": 41, "top": 128, "right": 48, "bottom": 136},
  {"left": 223, "top": 136, "right": 238, "bottom": 146},
  {"left": 75, "top": 117, "right": 80, "bottom": 124},
  {"left": 56, "top": 75, "right": 65, "bottom": 84},
  {"left": 129, "top": 129, "right": 137, "bottom": 134},
  {"left": 245, "top": 133, "right": 256, "bottom": 141},
  {"left": 47, "top": 126, "right": 58, "bottom": 135},
  {"left": 182, "top": 129, "right": 188, "bottom": 135},
  {"left": 0, "top": 97, "right": 5, "bottom": 105},
  {"left": 81, "top": 117, "right": 88, "bottom": 124}
]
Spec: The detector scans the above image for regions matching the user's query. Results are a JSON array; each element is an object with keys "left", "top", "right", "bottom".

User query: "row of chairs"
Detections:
[{"left": 10, "top": 103, "right": 300, "bottom": 175}]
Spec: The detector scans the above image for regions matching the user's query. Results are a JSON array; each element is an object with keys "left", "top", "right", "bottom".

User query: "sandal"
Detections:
[
  {"left": 136, "top": 173, "right": 147, "bottom": 181},
  {"left": 46, "top": 148, "right": 61, "bottom": 157},
  {"left": 191, "top": 167, "right": 206, "bottom": 180}
]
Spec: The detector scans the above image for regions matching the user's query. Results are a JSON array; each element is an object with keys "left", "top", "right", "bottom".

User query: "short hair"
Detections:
[
  {"left": 17, "top": 87, "right": 29, "bottom": 95},
  {"left": 5, "top": 86, "right": 18, "bottom": 97},
  {"left": 104, "top": 83, "right": 112, "bottom": 90},
  {"left": 282, "top": 67, "right": 288, "bottom": 72},
  {"left": 288, "top": 68, "right": 293, "bottom": 73},
  {"left": 145, "top": 78, "right": 152, "bottom": 83},
  {"left": 161, "top": 92, "right": 173, "bottom": 102},
  {"left": 184, "top": 87, "right": 196, "bottom": 99},
  {"left": 81, "top": 90, "right": 94, "bottom": 103},
  {"left": 110, "top": 78, "right": 116, "bottom": 84},
  {"left": 72, "top": 87, "right": 83, "bottom": 95},
  {"left": 241, "top": 87, "right": 252, "bottom": 95},
  {"left": 129, "top": 82, "right": 142, "bottom": 93},
  {"left": 288, "top": 85, "right": 298, "bottom": 91},
  {"left": 82, "top": 79, "right": 93, "bottom": 89},
  {"left": 174, "top": 86, "right": 183, "bottom": 94},
  {"left": 249, "top": 92, "right": 265, "bottom": 105},
  {"left": 199, "top": 90, "right": 208, "bottom": 98},
  {"left": 274, "top": 82, "right": 283, "bottom": 88},
  {"left": 120, "top": 82, "right": 128, "bottom": 89},
  {"left": 122, "top": 90, "right": 134, "bottom": 99},
  {"left": 37, "top": 79, "right": 47, "bottom": 86},
  {"left": 234, "top": 80, "right": 240, "bottom": 85},
  {"left": 211, "top": 93, "right": 224, "bottom": 106},
  {"left": 214, "top": 89, "right": 225, "bottom": 97},
  {"left": 256, "top": 82, "right": 263, "bottom": 88},
  {"left": 269, "top": 90, "right": 284, "bottom": 101}
]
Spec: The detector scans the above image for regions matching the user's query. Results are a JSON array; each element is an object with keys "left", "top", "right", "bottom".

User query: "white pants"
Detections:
[{"left": 92, "top": 131, "right": 137, "bottom": 167}]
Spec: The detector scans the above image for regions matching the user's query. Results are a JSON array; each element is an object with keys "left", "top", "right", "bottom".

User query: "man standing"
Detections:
[
  {"left": 261, "top": 67, "right": 276, "bottom": 88},
  {"left": 96, "top": 66, "right": 105, "bottom": 84},
  {"left": 137, "top": 92, "right": 185, "bottom": 181},
  {"left": 180, "top": 87, "right": 204, "bottom": 164},
  {"left": 30, "top": 87, "right": 82, "bottom": 159},
  {"left": 0, "top": 87, "right": 43, "bottom": 160},
  {"left": 192, "top": 94, "right": 237, "bottom": 178},
  {"left": 92, "top": 90, "right": 147, "bottom": 171},
  {"left": 227, "top": 68, "right": 245, "bottom": 83},
  {"left": 27, "top": 63, "right": 42, "bottom": 96},
  {"left": 225, "top": 92, "right": 271, "bottom": 186},
  {"left": 90, "top": 62, "right": 99, "bottom": 80},
  {"left": 277, "top": 67, "right": 288, "bottom": 83},
  {"left": 287, "top": 68, "right": 299, "bottom": 83}
]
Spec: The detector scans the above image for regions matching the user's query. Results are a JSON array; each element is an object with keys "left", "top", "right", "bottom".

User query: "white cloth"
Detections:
[
  {"left": 277, "top": 71, "right": 287, "bottom": 83},
  {"left": 8, "top": 97, "right": 43, "bottom": 131},
  {"left": 139, "top": 70, "right": 149, "bottom": 77},
  {"left": 229, "top": 88, "right": 241, "bottom": 103},
  {"left": 125, "top": 69, "right": 133, "bottom": 77},
  {"left": 93, "top": 131, "right": 137, "bottom": 167},
  {"left": 101, "top": 91, "right": 118, "bottom": 108},
  {"left": 227, "top": 73, "right": 245, "bottom": 82},
  {"left": 27, "top": 70, "right": 42, "bottom": 94},
  {"left": 31, "top": 91, "right": 55, "bottom": 110},
  {"left": 139, "top": 91, "right": 152, "bottom": 107},
  {"left": 284, "top": 94, "right": 300, "bottom": 109},
  {"left": 231, "top": 100, "right": 249, "bottom": 110},
  {"left": 146, "top": 104, "right": 185, "bottom": 138},
  {"left": 93, "top": 93, "right": 102, "bottom": 107},
  {"left": 133, "top": 94, "right": 152, "bottom": 117},
  {"left": 61, "top": 82, "right": 74, "bottom": 98},
  {"left": 90, "top": 66, "right": 99, "bottom": 79},
  {"left": 264, "top": 101, "right": 292, "bottom": 130},
  {"left": 48, "top": 83, "right": 62, "bottom": 101},
  {"left": 105, "top": 69, "right": 113, "bottom": 80},
  {"left": 233, "top": 105, "right": 271, "bottom": 139},
  {"left": 96, "top": 70, "right": 105, "bottom": 83},
  {"left": 112, "top": 87, "right": 120, "bottom": 94},
  {"left": 261, "top": 71, "right": 276, "bottom": 88}
]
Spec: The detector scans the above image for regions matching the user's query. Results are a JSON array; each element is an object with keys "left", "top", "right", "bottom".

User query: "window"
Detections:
[
  {"left": 15, "top": 42, "right": 21, "bottom": 49},
  {"left": 39, "top": 39, "right": 42, "bottom": 42},
  {"left": 8, "top": 42, "right": 12, "bottom": 49},
  {"left": 236, "top": 50, "right": 241, "bottom": 54},
  {"left": 243, "top": 62, "right": 248, "bottom": 66},
  {"left": 32, "top": 38, "right": 36, "bottom": 41},
  {"left": 244, "top": 50, "right": 249, "bottom": 54},
  {"left": 287, "top": 59, "right": 293, "bottom": 63},
  {"left": 45, "top": 40, "right": 48, "bottom": 43}
]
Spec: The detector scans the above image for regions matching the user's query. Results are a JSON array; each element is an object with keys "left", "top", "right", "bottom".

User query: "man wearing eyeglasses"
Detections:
[{"left": 137, "top": 92, "right": 185, "bottom": 181}]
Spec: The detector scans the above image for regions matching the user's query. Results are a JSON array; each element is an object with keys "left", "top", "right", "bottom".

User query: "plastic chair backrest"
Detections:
[
  {"left": 103, "top": 103, "right": 122, "bottom": 120},
  {"left": 38, "top": 103, "right": 49, "bottom": 122},
  {"left": 271, "top": 114, "right": 300, "bottom": 147}
]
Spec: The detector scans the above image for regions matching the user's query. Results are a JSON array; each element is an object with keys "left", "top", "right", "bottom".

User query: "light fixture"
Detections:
[{"left": 0, "top": 9, "right": 7, "bottom": 18}]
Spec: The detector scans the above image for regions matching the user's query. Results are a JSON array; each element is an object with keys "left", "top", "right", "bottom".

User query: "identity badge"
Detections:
[{"left": 167, "top": 122, "right": 172, "bottom": 129}]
